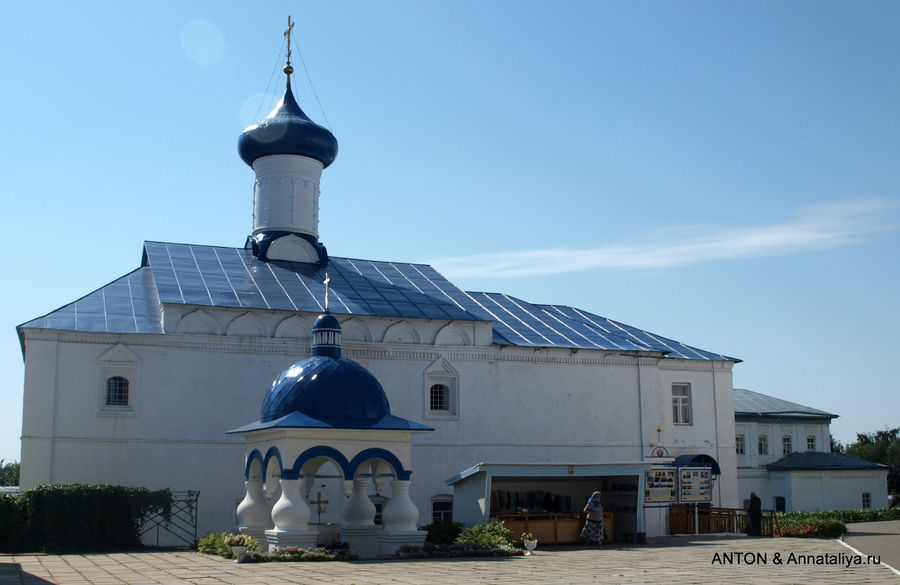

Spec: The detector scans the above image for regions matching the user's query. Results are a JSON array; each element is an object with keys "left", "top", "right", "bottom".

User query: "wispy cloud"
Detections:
[{"left": 431, "top": 199, "right": 898, "bottom": 278}]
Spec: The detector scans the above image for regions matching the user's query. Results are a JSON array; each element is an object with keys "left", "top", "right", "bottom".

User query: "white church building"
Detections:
[{"left": 15, "top": 52, "right": 750, "bottom": 545}]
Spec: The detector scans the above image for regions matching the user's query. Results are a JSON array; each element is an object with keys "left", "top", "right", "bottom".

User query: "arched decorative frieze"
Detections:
[
  {"left": 226, "top": 312, "right": 269, "bottom": 338},
  {"left": 274, "top": 315, "right": 312, "bottom": 339},
  {"left": 434, "top": 323, "right": 471, "bottom": 346},
  {"left": 382, "top": 321, "right": 420, "bottom": 345},
  {"left": 341, "top": 317, "right": 373, "bottom": 342},
  {"left": 175, "top": 309, "right": 220, "bottom": 335},
  {"left": 349, "top": 448, "right": 410, "bottom": 481}
]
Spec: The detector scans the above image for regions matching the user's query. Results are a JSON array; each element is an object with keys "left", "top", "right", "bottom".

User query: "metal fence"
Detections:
[{"left": 140, "top": 490, "right": 200, "bottom": 548}]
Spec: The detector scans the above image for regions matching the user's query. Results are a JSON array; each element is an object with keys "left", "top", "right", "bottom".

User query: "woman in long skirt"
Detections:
[{"left": 580, "top": 491, "right": 604, "bottom": 545}]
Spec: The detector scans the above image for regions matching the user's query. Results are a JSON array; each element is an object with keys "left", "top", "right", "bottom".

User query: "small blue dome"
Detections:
[
  {"left": 238, "top": 80, "right": 338, "bottom": 168},
  {"left": 260, "top": 356, "right": 391, "bottom": 425},
  {"left": 313, "top": 312, "right": 341, "bottom": 331}
]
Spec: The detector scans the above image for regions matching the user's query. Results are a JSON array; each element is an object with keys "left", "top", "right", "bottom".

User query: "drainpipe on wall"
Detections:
[{"left": 711, "top": 363, "right": 721, "bottom": 507}]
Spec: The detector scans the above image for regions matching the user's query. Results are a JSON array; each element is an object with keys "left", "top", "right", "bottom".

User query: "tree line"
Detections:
[
  {"left": 0, "top": 460, "right": 19, "bottom": 486},
  {"left": 832, "top": 427, "right": 899, "bottom": 494}
]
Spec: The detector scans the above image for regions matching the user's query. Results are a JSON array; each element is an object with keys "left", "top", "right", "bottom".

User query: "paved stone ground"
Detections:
[{"left": 1, "top": 535, "right": 898, "bottom": 585}]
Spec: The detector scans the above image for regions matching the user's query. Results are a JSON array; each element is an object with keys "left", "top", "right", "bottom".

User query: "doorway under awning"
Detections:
[
  {"left": 446, "top": 462, "right": 654, "bottom": 543},
  {"left": 670, "top": 454, "right": 721, "bottom": 476}
]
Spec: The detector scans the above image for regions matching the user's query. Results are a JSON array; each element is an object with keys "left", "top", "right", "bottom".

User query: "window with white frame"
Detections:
[
  {"left": 735, "top": 434, "right": 745, "bottom": 455},
  {"left": 98, "top": 344, "right": 139, "bottom": 416},
  {"left": 431, "top": 497, "right": 453, "bottom": 524},
  {"left": 807, "top": 435, "right": 816, "bottom": 451},
  {"left": 672, "top": 384, "right": 692, "bottom": 425},
  {"left": 862, "top": 492, "right": 871, "bottom": 509},
  {"left": 424, "top": 358, "right": 459, "bottom": 419},
  {"left": 782, "top": 435, "right": 792, "bottom": 455},
  {"left": 758, "top": 434, "right": 768, "bottom": 455}
]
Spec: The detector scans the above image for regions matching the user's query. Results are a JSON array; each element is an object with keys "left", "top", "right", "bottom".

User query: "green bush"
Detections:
[
  {"left": 819, "top": 519, "right": 848, "bottom": 538},
  {"left": 0, "top": 484, "right": 172, "bottom": 553},
  {"left": 422, "top": 521, "right": 464, "bottom": 544},
  {"left": 197, "top": 532, "right": 232, "bottom": 557},
  {"left": 778, "top": 508, "right": 900, "bottom": 525},
  {"left": 455, "top": 521, "right": 514, "bottom": 546},
  {"left": 777, "top": 512, "right": 851, "bottom": 538},
  {"left": 198, "top": 532, "right": 262, "bottom": 559},
  {"left": 0, "top": 494, "right": 26, "bottom": 551}
]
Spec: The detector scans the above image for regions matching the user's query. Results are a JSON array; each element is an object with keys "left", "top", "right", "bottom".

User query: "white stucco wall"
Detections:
[
  {"left": 769, "top": 469, "right": 889, "bottom": 512},
  {"left": 19, "top": 305, "right": 738, "bottom": 539}
]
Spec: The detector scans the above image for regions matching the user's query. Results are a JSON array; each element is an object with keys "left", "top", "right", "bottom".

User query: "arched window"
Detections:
[
  {"left": 105, "top": 376, "right": 129, "bottom": 406},
  {"left": 429, "top": 384, "right": 449, "bottom": 412}
]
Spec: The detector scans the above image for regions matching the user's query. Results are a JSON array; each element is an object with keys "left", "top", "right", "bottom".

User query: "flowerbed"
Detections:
[{"left": 396, "top": 542, "right": 523, "bottom": 558}]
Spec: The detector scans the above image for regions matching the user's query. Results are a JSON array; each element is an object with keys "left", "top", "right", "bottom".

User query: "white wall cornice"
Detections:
[{"left": 22, "top": 328, "right": 735, "bottom": 371}]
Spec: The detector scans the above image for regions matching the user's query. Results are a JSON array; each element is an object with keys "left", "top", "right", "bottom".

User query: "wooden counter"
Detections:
[{"left": 492, "top": 512, "right": 614, "bottom": 545}]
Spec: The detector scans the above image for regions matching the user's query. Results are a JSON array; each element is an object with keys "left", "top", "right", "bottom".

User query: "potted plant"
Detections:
[
  {"left": 223, "top": 533, "right": 260, "bottom": 560},
  {"left": 521, "top": 532, "right": 538, "bottom": 555}
]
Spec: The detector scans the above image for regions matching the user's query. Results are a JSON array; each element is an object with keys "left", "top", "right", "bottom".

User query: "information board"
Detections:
[
  {"left": 679, "top": 467, "right": 712, "bottom": 502},
  {"left": 644, "top": 469, "right": 676, "bottom": 503}
]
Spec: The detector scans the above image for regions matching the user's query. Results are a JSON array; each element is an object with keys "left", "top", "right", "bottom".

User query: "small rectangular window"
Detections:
[
  {"left": 807, "top": 435, "right": 816, "bottom": 451},
  {"left": 758, "top": 435, "right": 768, "bottom": 455},
  {"left": 862, "top": 492, "right": 871, "bottom": 509},
  {"left": 432, "top": 500, "right": 453, "bottom": 524},
  {"left": 783, "top": 435, "right": 792, "bottom": 455},
  {"left": 672, "top": 384, "right": 692, "bottom": 425},
  {"left": 735, "top": 435, "right": 745, "bottom": 455}
]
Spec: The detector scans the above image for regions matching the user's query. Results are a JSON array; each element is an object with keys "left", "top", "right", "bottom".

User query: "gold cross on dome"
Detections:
[
  {"left": 284, "top": 16, "right": 295, "bottom": 66},
  {"left": 323, "top": 273, "right": 331, "bottom": 311}
]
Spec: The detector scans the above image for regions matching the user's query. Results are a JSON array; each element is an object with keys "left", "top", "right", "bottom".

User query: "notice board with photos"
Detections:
[
  {"left": 644, "top": 469, "right": 677, "bottom": 503},
  {"left": 678, "top": 467, "right": 713, "bottom": 502}
]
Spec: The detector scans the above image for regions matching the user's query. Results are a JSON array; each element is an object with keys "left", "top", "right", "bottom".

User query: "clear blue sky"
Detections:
[{"left": 1, "top": 1, "right": 898, "bottom": 464}]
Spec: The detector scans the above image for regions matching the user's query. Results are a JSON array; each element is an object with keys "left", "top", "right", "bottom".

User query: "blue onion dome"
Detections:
[
  {"left": 260, "top": 356, "right": 390, "bottom": 425},
  {"left": 258, "top": 311, "right": 391, "bottom": 425},
  {"left": 238, "top": 79, "right": 338, "bottom": 168}
]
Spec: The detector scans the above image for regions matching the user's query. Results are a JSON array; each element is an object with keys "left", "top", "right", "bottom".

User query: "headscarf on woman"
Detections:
[{"left": 580, "top": 491, "right": 605, "bottom": 544}]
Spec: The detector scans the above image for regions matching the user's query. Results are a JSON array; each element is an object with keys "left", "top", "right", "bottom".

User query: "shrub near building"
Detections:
[
  {"left": 777, "top": 508, "right": 900, "bottom": 538},
  {"left": 0, "top": 485, "right": 172, "bottom": 553}
]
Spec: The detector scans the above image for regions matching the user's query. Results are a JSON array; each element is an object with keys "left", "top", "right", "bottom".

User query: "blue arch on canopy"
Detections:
[
  {"left": 244, "top": 449, "right": 264, "bottom": 480},
  {"left": 263, "top": 446, "right": 283, "bottom": 479},
  {"left": 287, "top": 445, "right": 351, "bottom": 480},
  {"left": 349, "top": 448, "right": 411, "bottom": 481}
]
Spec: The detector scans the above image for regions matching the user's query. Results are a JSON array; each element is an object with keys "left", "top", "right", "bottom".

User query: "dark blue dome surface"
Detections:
[
  {"left": 238, "top": 81, "right": 338, "bottom": 168},
  {"left": 313, "top": 312, "right": 341, "bottom": 331},
  {"left": 260, "top": 356, "right": 390, "bottom": 425}
]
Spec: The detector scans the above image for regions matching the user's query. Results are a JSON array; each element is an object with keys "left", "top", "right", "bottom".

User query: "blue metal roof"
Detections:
[
  {"left": 18, "top": 267, "right": 163, "bottom": 335},
  {"left": 18, "top": 241, "right": 738, "bottom": 362},
  {"left": 767, "top": 452, "right": 887, "bottom": 471},
  {"left": 734, "top": 388, "right": 836, "bottom": 420}
]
